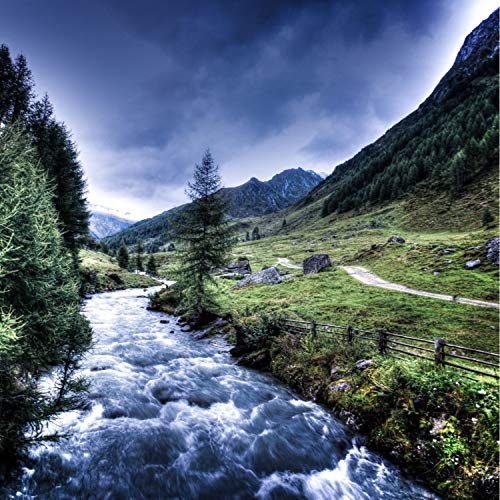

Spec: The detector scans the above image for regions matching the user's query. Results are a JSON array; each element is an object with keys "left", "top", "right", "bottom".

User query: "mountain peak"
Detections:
[{"left": 454, "top": 9, "right": 499, "bottom": 66}]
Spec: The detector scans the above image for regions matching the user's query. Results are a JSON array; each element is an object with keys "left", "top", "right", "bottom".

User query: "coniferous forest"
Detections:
[{"left": 0, "top": 45, "right": 91, "bottom": 475}]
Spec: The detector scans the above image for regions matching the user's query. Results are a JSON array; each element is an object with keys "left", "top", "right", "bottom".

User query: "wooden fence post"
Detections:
[
  {"left": 347, "top": 325, "right": 354, "bottom": 345},
  {"left": 378, "top": 329, "right": 388, "bottom": 355},
  {"left": 311, "top": 320, "right": 317, "bottom": 337},
  {"left": 434, "top": 338, "right": 445, "bottom": 368}
]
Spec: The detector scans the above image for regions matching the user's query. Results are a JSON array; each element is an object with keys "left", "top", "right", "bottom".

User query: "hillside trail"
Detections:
[
  {"left": 276, "top": 257, "right": 303, "bottom": 269},
  {"left": 339, "top": 266, "right": 499, "bottom": 309}
]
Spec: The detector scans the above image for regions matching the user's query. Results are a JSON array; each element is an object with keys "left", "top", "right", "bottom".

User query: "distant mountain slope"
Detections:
[
  {"left": 89, "top": 205, "right": 135, "bottom": 239},
  {"left": 222, "top": 168, "right": 322, "bottom": 218},
  {"left": 104, "top": 168, "right": 322, "bottom": 249},
  {"left": 302, "top": 9, "right": 498, "bottom": 217}
]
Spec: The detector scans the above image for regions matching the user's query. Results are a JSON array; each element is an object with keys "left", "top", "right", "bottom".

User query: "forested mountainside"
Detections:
[
  {"left": 89, "top": 206, "right": 135, "bottom": 239},
  {"left": 104, "top": 167, "right": 322, "bottom": 250},
  {"left": 300, "top": 9, "right": 498, "bottom": 218}
]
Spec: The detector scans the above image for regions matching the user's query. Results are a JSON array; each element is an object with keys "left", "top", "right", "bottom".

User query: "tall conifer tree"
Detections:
[{"left": 173, "top": 150, "right": 235, "bottom": 313}]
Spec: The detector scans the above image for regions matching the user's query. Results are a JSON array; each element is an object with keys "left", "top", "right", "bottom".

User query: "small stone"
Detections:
[
  {"left": 354, "top": 359, "right": 373, "bottom": 370},
  {"left": 465, "top": 259, "right": 481, "bottom": 269},
  {"left": 387, "top": 235, "right": 405, "bottom": 244},
  {"left": 443, "top": 248, "right": 456, "bottom": 254},
  {"left": 433, "top": 271, "right": 440, "bottom": 276},
  {"left": 329, "top": 381, "right": 352, "bottom": 393},
  {"left": 444, "top": 260, "right": 453, "bottom": 265},
  {"left": 160, "top": 319, "right": 168, "bottom": 324},
  {"left": 306, "top": 248, "right": 315, "bottom": 253}
]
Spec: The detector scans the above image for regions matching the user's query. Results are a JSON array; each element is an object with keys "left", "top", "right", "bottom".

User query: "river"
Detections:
[{"left": 10, "top": 287, "right": 437, "bottom": 499}]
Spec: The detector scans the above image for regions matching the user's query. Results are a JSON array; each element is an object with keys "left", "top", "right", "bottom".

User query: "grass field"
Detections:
[{"left": 152, "top": 200, "right": 499, "bottom": 353}]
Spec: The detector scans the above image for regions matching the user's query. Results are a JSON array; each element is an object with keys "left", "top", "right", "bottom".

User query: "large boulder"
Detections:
[
  {"left": 387, "top": 235, "right": 405, "bottom": 244},
  {"left": 226, "top": 259, "right": 252, "bottom": 274},
  {"left": 303, "top": 254, "right": 332, "bottom": 275},
  {"left": 485, "top": 237, "right": 499, "bottom": 265},
  {"left": 232, "top": 266, "right": 282, "bottom": 289}
]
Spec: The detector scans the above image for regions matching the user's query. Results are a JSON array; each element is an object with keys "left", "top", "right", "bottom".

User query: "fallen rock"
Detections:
[
  {"left": 485, "top": 237, "right": 499, "bottom": 265},
  {"left": 181, "top": 325, "right": 193, "bottom": 332},
  {"left": 443, "top": 248, "right": 457, "bottom": 254},
  {"left": 444, "top": 260, "right": 453, "bottom": 265},
  {"left": 226, "top": 259, "right": 252, "bottom": 274},
  {"left": 329, "top": 381, "right": 352, "bottom": 393},
  {"left": 433, "top": 271, "right": 441, "bottom": 276},
  {"left": 303, "top": 254, "right": 332, "bottom": 275},
  {"left": 354, "top": 359, "right": 373, "bottom": 371},
  {"left": 466, "top": 259, "right": 481, "bottom": 270},
  {"left": 232, "top": 266, "right": 282, "bottom": 289},
  {"left": 387, "top": 235, "right": 405, "bottom": 244},
  {"left": 160, "top": 319, "right": 168, "bottom": 324}
]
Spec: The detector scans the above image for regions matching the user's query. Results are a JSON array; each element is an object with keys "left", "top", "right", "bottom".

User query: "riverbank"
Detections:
[
  {"left": 227, "top": 312, "right": 498, "bottom": 500},
  {"left": 80, "top": 249, "right": 158, "bottom": 293},
  {"left": 4, "top": 288, "right": 438, "bottom": 499},
  {"left": 151, "top": 282, "right": 498, "bottom": 499}
]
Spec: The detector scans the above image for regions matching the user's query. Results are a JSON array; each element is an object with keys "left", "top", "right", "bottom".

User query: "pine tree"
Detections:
[
  {"left": 245, "top": 231, "right": 250, "bottom": 241},
  {"left": 28, "top": 100, "right": 89, "bottom": 257},
  {"left": 100, "top": 241, "right": 109, "bottom": 254},
  {"left": 136, "top": 240, "right": 144, "bottom": 271},
  {"left": 282, "top": 219, "right": 287, "bottom": 228},
  {"left": 172, "top": 150, "right": 235, "bottom": 314},
  {"left": 117, "top": 239, "right": 129, "bottom": 269},
  {"left": 146, "top": 255, "right": 158, "bottom": 276},
  {"left": 0, "top": 125, "right": 91, "bottom": 460},
  {"left": 252, "top": 226, "right": 260, "bottom": 240},
  {"left": 482, "top": 208, "right": 494, "bottom": 227}
]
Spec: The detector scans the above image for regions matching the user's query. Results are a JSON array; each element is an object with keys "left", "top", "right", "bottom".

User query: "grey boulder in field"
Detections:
[
  {"left": 232, "top": 266, "right": 282, "bottom": 289},
  {"left": 303, "top": 254, "right": 332, "bottom": 275}
]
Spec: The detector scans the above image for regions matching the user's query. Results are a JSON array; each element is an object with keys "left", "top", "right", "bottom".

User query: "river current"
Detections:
[{"left": 10, "top": 287, "right": 437, "bottom": 499}]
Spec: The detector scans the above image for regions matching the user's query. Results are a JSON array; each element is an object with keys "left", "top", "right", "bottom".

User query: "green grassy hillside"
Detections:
[{"left": 80, "top": 250, "right": 158, "bottom": 293}]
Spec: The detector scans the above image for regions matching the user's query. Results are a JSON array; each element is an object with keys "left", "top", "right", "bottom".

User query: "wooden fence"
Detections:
[{"left": 282, "top": 318, "right": 499, "bottom": 382}]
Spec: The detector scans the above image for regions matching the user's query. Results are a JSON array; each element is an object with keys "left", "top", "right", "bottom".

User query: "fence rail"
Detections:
[{"left": 282, "top": 318, "right": 499, "bottom": 382}]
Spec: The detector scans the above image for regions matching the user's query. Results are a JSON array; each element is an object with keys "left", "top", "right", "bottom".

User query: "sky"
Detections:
[{"left": 0, "top": 0, "right": 497, "bottom": 219}]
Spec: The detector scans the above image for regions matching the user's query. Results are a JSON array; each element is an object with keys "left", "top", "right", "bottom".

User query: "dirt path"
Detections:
[
  {"left": 339, "top": 266, "right": 499, "bottom": 309},
  {"left": 276, "top": 257, "right": 303, "bottom": 269}
]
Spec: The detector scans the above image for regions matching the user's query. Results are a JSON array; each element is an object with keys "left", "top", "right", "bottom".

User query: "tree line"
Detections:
[
  {"left": 0, "top": 45, "right": 90, "bottom": 476},
  {"left": 321, "top": 68, "right": 498, "bottom": 217}
]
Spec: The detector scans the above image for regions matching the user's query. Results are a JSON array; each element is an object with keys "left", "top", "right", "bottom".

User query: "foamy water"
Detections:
[{"left": 7, "top": 288, "right": 438, "bottom": 499}]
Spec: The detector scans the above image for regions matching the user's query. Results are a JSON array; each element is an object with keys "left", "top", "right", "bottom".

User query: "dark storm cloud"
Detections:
[
  {"left": 101, "top": 0, "right": 448, "bottom": 147},
  {"left": 0, "top": 0, "right": 491, "bottom": 217}
]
